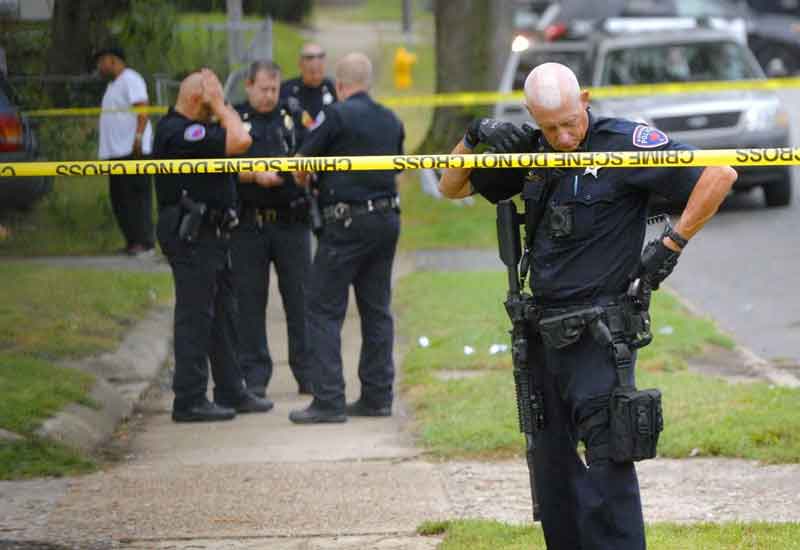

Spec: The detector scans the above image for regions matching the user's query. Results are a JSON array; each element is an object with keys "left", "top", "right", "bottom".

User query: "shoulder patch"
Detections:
[
  {"left": 632, "top": 125, "right": 669, "bottom": 149},
  {"left": 184, "top": 123, "right": 206, "bottom": 142}
]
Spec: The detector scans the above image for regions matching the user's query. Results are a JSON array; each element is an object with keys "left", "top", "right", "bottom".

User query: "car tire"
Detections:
[{"left": 763, "top": 176, "right": 792, "bottom": 208}]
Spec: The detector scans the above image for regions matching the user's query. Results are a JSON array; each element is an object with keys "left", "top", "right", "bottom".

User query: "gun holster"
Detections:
[{"left": 178, "top": 193, "right": 207, "bottom": 243}]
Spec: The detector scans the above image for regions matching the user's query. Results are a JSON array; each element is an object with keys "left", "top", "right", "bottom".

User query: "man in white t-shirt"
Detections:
[{"left": 95, "top": 47, "right": 155, "bottom": 256}]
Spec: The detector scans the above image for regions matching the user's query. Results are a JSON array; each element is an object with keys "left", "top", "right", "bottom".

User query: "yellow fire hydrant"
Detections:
[{"left": 393, "top": 47, "right": 417, "bottom": 90}]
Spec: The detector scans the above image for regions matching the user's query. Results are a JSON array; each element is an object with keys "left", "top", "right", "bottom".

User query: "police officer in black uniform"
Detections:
[
  {"left": 288, "top": 52, "right": 404, "bottom": 424},
  {"left": 154, "top": 68, "right": 274, "bottom": 422},
  {"left": 439, "top": 63, "right": 738, "bottom": 549},
  {"left": 280, "top": 42, "right": 337, "bottom": 132},
  {"left": 230, "top": 60, "right": 313, "bottom": 397}
]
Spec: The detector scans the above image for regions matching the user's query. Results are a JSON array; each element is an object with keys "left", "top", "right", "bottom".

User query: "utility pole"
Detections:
[
  {"left": 402, "top": 0, "right": 413, "bottom": 43},
  {"left": 226, "top": 0, "right": 243, "bottom": 72}
]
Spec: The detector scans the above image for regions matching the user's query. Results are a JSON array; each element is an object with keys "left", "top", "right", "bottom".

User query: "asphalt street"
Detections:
[{"left": 667, "top": 88, "right": 800, "bottom": 366}]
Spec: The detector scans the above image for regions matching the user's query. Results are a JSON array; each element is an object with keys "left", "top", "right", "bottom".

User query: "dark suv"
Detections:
[{"left": 0, "top": 71, "right": 52, "bottom": 211}]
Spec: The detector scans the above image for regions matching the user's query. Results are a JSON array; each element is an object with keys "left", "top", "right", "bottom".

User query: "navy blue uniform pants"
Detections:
[
  {"left": 108, "top": 155, "right": 154, "bottom": 249},
  {"left": 162, "top": 234, "right": 247, "bottom": 411},
  {"left": 307, "top": 210, "right": 400, "bottom": 410},
  {"left": 230, "top": 219, "right": 312, "bottom": 393},
  {"left": 530, "top": 329, "right": 646, "bottom": 550}
]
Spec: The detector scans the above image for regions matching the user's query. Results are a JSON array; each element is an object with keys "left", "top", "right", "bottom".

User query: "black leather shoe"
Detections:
[
  {"left": 248, "top": 385, "right": 267, "bottom": 399},
  {"left": 345, "top": 399, "right": 392, "bottom": 417},
  {"left": 223, "top": 392, "right": 274, "bottom": 414},
  {"left": 289, "top": 402, "right": 346, "bottom": 424},
  {"left": 172, "top": 400, "right": 236, "bottom": 423}
]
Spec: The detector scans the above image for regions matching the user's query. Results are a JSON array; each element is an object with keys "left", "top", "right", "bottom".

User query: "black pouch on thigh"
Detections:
[{"left": 609, "top": 386, "right": 663, "bottom": 462}]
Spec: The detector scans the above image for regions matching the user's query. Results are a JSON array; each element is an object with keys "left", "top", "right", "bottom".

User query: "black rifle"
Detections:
[{"left": 496, "top": 199, "right": 544, "bottom": 522}]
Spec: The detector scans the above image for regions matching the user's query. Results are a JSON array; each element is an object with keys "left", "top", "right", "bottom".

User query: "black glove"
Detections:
[
  {"left": 638, "top": 237, "right": 681, "bottom": 290},
  {"left": 463, "top": 118, "right": 530, "bottom": 152}
]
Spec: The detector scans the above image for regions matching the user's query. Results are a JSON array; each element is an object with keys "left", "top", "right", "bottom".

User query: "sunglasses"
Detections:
[{"left": 301, "top": 53, "right": 326, "bottom": 60}]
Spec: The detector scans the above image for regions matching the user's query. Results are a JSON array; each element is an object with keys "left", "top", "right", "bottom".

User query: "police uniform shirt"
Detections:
[
  {"left": 279, "top": 77, "right": 336, "bottom": 131},
  {"left": 470, "top": 113, "right": 703, "bottom": 304},
  {"left": 234, "top": 102, "right": 304, "bottom": 208},
  {"left": 153, "top": 107, "right": 236, "bottom": 210},
  {"left": 298, "top": 91, "right": 404, "bottom": 206}
]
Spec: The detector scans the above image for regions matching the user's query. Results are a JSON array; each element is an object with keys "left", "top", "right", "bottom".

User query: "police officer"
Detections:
[
  {"left": 154, "top": 69, "right": 274, "bottom": 422},
  {"left": 230, "top": 60, "right": 313, "bottom": 398},
  {"left": 280, "top": 42, "right": 337, "bottom": 132},
  {"left": 439, "top": 63, "right": 738, "bottom": 549},
  {"left": 288, "top": 52, "right": 404, "bottom": 424}
]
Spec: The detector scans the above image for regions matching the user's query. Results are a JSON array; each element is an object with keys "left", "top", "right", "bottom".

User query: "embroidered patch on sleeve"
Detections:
[
  {"left": 184, "top": 124, "right": 206, "bottom": 142},
  {"left": 632, "top": 125, "right": 669, "bottom": 148}
]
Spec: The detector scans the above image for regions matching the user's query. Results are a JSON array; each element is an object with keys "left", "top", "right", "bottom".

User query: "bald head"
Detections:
[
  {"left": 178, "top": 72, "right": 204, "bottom": 100},
  {"left": 522, "top": 62, "right": 589, "bottom": 152},
  {"left": 524, "top": 62, "right": 581, "bottom": 111},
  {"left": 336, "top": 52, "right": 372, "bottom": 88}
]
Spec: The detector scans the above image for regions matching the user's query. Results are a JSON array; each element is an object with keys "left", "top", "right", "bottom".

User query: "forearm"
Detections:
[
  {"left": 438, "top": 140, "right": 474, "bottom": 199},
  {"left": 669, "top": 165, "right": 738, "bottom": 248},
  {"left": 212, "top": 100, "right": 252, "bottom": 155}
]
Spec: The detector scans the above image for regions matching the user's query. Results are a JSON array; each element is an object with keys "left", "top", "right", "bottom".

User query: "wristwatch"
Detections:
[{"left": 665, "top": 226, "right": 688, "bottom": 249}]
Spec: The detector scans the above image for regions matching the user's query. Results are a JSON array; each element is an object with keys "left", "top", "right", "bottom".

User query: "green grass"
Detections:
[
  {"left": 398, "top": 175, "right": 502, "bottom": 251},
  {"left": 0, "top": 263, "right": 172, "bottom": 359},
  {"left": 396, "top": 271, "right": 800, "bottom": 462},
  {"left": 313, "top": 0, "right": 433, "bottom": 24},
  {"left": 0, "top": 263, "right": 173, "bottom": 478},
  {"left": 422, "top": 519, "right": 800, "bottom": 549}
]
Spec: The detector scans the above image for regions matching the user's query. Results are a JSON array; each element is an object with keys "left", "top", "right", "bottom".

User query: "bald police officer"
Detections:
[
  {"left": 289, "top": 52, "right": 404, "bottom": 424},
  {"left": 154, "top": 68, "right": 273, "bottom": 422},
  {"left": 440, "top": 63, "right": 738, "bottom": 549}
]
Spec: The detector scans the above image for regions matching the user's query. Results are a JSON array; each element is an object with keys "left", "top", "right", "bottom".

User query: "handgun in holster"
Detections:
[{"left": 178, "top": 192, "right": 207, "bottom": 243}]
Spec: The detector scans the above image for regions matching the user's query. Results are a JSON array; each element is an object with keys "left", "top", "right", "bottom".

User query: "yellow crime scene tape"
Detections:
[
  {"left": 2, "top": 148, "right": 800, "bottom": 178},
  {"left": 20, "top": 77, "right": 800, "bottom": 117}
]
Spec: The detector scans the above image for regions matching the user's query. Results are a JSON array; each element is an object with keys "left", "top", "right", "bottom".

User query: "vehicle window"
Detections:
[
  {"left": 746, "top": 0, "right": 800, "bottom": 15},
  {"left": 514, "top": 49, "right": 589, "bottom": 90},
  {"left": 600, "top": 41, "right": 760, "bottom": 85}
]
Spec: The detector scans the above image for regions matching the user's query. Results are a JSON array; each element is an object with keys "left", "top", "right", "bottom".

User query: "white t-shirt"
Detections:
[{"left": 98, "top": 67, "right": 153, "bottom": 159}]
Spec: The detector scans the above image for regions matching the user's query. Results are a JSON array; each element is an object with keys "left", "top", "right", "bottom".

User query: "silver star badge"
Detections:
[{"left": 584, "top": 166, "right": 600, "bottom": 178}]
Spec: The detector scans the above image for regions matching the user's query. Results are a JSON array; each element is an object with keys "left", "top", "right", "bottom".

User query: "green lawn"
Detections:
[
  {"left": 313, "top": 0, "right": 433, "bottom": 24},
  {"left": 395, "top": 271, "right": 800, "bottom": 463},
  {"left": 421, "top": 520, "right": 800, "bottom": 550},
  {"left": 0, "top": 263, "right": 173, "bottom": 478}
]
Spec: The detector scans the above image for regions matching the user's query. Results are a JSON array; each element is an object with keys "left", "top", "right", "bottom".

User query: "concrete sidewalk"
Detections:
[{"left": 14, "top": 256, "right": 449, "bottom": 549}]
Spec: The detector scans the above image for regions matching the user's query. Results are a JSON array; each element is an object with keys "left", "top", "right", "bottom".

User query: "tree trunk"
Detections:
[
  {"left": 416, "top": 0, "right": 492, "bottom": 154},
  {"left": 45, "top": 0, "right": 126, "bottom": 105}
]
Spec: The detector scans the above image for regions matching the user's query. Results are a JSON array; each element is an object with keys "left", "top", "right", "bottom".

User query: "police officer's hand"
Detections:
[
  {"left": 637, "top": 237, "right": 681, "bottom": 290},
  {"left": 463, "top": 118, "right": 529, "bottom": 153},
  {"left": 200, "top": 68, "right": 225, "bottom": 109},
  {"left": 254, "top": 171, "right": 284, "bottom": 188}
]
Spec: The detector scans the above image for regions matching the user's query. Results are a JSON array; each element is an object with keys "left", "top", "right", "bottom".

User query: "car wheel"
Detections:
[{"left": 763, "top": 176, "right": 792, "bottom": 208}]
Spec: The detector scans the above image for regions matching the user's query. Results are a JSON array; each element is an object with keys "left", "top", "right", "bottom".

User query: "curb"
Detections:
[
  {"left": 36, "top": 306, "right": 173, "bottom": 453},
  {"left": 664, "top": 285, "right": 800, "bottom": 388}
]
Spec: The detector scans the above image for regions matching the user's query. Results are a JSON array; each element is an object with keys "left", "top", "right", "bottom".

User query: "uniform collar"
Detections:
[{"left": 346, "top": 90, "right": 370, "bottom": 102}]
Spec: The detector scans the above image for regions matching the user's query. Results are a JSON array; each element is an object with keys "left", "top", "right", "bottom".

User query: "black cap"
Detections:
[{"left": 93, "top": 46, "right": 126, "bottom": 64}]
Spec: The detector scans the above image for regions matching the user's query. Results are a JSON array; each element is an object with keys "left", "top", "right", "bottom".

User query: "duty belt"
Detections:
[
  {"left": 198, "top": 208, "right": 237, "bottom": 240},
  {"left": 321, "top": 197, "right": 400, "bottom": 225},
  {"left": 240, "top": 205, "right": 309, "bottom": 227}
]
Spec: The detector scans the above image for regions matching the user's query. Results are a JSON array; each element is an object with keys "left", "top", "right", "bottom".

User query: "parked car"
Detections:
[
  {"left": 496, "top": 26, "right": 792, "bottom": 207},
  {"left": 0, "top": 70, "right": 52, "bottom": 211}
]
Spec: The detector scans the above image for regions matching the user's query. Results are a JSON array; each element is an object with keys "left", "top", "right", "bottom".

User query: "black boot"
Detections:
[
  {"left": 220, "top": 391, "right": 274, "bottom": 414},
  {"left": 289, "top": 400, "right": 346, "bottom": 424},
  {"left": 172, "top": 399, "right": 236, "bottom": 423},
  {"left": 345, "top": 398, "right": 392, "bottom": 417}
]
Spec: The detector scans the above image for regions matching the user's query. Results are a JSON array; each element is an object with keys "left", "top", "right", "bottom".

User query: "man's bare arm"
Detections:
[
  {"left": 438, "top": 140, "right": 474, "bottom": 199},
  {"left": 664, "top": 165, "right": 738, "bottom": 251}
]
